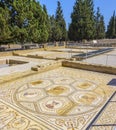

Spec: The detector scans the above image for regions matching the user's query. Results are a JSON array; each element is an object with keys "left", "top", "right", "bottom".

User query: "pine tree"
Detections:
[{"left": 106, "top": 11, "right": 116, "bottom": 38}]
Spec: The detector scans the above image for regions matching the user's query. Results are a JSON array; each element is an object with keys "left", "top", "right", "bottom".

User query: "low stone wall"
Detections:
[
  {"left": 13, "top": 48, "right": 44, "bottom": 55},
  {"left": 66, "top": 46, "right": 100, "bottom": 50},
  {"left": 27, "top": 55, "right": 44, "bottom": 59},
  {"left": 0, "top": 70, "right": 36, "bottom": 84},
  {"left": 0, "top": 59, "right": 28, "bottom": 65},
  {"left": 62, "top": 61, "right": 116, "bottom": 75},
  {"left": 31, "top": 61, "right": 62, "bottom": 72},
  {"left": 8, "top": 59, "right": 28, "bottom": 64},
  {"left": 0, "top": 51, "right": 13, "bottom": 57},
  {"left": 45, "top": 46, "right": 65, "bottom": 51},
  {"left": 13, "top": 46, "right": 65, "bottom": 56},
  {"left": 0, "top": 59, "right": 6, "bottom": 64}
]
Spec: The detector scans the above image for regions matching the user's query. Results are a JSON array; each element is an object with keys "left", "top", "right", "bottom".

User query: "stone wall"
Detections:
[
  {"left": 8, "top": 59, "right": 28, "bottom": 64},
  {"left": 0, "top": 60, "right": 6, "bottom": 64},
  {"left": 13, "top": 48, "right": 44, "bottom": 55},
  {"left": 31, "top": 61, "right": 62, "bottom": 72},
  {"left": 62, "top": 61, "right": 116, "bottom": 75},
  {"left": 0, "top": 59, "right": 28, "bottom": 65},
  {"left": 13, "top": 46, "right": 65, "bottom": 56},
  {"left": 44, "top": 46, "right": 65, "bottom": 51},
  {"left": 0, "top": 52, "right": 13, "bottom": 57}
]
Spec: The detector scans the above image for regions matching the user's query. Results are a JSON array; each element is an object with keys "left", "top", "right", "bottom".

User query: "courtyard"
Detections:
[
  {"left": 1, "top": 0, "right": 116, "bottom": 129},
  {"left": 0, "top": 46, "right": 116, "bottom": 130}
]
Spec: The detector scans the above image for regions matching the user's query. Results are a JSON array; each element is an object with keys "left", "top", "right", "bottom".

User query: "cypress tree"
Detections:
[
  {"left": 106, "top": 11, "right": 116, "bottom": 38},
  {"left": 43, "top": 4, "right": 50, "bottom": 42},
  {"left": 85, "top": 0, "right": 95, "bottom": 40},
  {"left": 68, "top": 0, "right": 83, "bottom": 41},
  {"left": 68, "top": 0, "right": 95, "bottom": 41},
  {"left": 99, "top": 15, "right": 105, "bottom": 38},
  {"left": 49, "top": 15, "right": 55, "bottom": 41},
  {"left": 49, "top": 15, "right": 62, "bottom": 41},
  {"left": 55, "top": 1, "right": 67, "bottom": 41},
  {"left": 37, "top": 2, "right": 49, "bottom": 43},
  {"left": 95, "top": 7, "right": 105, "bottom": 39}
]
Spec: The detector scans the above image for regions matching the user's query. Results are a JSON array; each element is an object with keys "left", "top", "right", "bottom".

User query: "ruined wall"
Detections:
[
  {"left": 0, "top": 52, "right": 13, "bottom": 57},
  {"left": 62, "top": 61, "right": 116, "bottom": 75}
]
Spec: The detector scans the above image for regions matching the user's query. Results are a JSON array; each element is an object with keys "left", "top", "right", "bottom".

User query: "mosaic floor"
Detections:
[{"left": 0, "top": 66, "right": 116, "bottom": 130}]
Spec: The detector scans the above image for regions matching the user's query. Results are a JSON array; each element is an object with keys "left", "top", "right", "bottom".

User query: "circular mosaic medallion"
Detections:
[{"left": 13, "top": 77, "right": 105, "bottom": 117}]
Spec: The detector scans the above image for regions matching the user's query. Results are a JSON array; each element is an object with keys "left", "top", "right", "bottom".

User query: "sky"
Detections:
[{"left": 39, "top": 0, "right": 116, "bottom": 29}]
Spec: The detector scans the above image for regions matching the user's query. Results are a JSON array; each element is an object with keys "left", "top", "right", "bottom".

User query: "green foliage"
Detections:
[
  {"left": 49, "top": 1, "right": 67, "bottom": 41},
  {"left": 42, "top": 4, "right": 50, "bottom": 42},
  {"left": 68, "top": 0, "right": 96, "bottom": 41},
  {"left": 0, "top": 0, "right": 49, "bottom": 44},
  {"left": 106, "top": 11, "right": 116, "bottom": 38},
  {"left": 49, "top": 15, "right": 62, "bottom": 41},
  {"left": 0, "top": 0, "right": 115, "bottom": 44},
  {"left": 10, "top": 0, "right": 28, "bottom": 43},
  {"left": 0, "top": 6, "right": 11, "bottom": 43},
  {"left": 55, "top": 1, "right": 67, "bottom": 41},
  {"left": 26, "top": 1, "right": 49, "bottom": 43},
  {"left": 95, "top": 7, "right": 105, "bottom": 39}
]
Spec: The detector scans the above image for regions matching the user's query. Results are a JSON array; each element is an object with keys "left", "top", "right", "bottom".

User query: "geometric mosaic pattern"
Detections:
[
  {"left": 0, "top": 100, "right": 50, "bottom": 130},
  {"left": 14, "top": 77, "right": 104, "bottom": 116},
  {"left": 87, "top": 91, "right": 116, "bottom": 130},
  {"left": 0, "top": 67, "right": 116, "bottom": 130}
]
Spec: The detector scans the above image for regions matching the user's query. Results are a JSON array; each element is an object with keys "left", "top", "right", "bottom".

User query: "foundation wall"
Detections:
[
  {"left": 0, "top": 52, "right": 13, "bottom": 57},
  {"left": 0, "top": 59, "right": 28, "bottom": 65},
  {"left": 8, "top": 59, "right": 28, "bottom": 64},
  {"left": 62, "top": 61, "right": 116, "bottom": 75},
  {"left": 13, "top": 46, "right": 65, "bottom": 56},
  {"left": 45, "top": 46, "right": 65, "bottom": 50},
  {"left": 13, "top": 48, "right": 44, "bottom": 55},
  {"left": 31, "top": 61, "right": 62, "bottom": 72},
  {"left": 0, "top": 60, "right": 6, "bottom": 64},
  {"left": 65, "top": 46, "right": 100, "bottom": 50}
]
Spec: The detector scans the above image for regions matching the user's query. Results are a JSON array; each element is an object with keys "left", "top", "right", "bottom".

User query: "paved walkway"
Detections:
[{"left": 83, "top": 49, "right": 116, "bottom": 67}]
